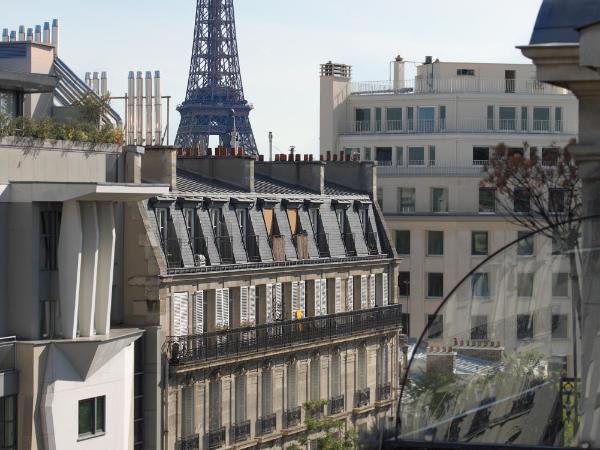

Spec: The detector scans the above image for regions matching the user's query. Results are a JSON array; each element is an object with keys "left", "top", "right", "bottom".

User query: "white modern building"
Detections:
[{"left": 319, "top": 57, "right": 579, "bottom": 351}]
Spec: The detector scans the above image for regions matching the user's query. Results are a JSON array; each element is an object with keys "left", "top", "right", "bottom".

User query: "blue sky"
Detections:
[{"left": 4, "top": 0, "right": 543, "bottom": 155}]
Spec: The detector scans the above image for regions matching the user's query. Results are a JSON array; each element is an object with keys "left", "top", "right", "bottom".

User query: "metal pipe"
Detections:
[
  {"left": 127, "top": 71, "right": 135, "bottom": 145},
  {"left": 145, "top": 71, "right": 153, "bottom": 145},
  {"left": 26, "top": 28, "right": 33, "bottom": 41},
  {"left": 34, "top": 25, "right": 41, "bottom": 42},
  {"left": 101, "top": 72, "right": 108, "bottom": 97},
  {"left": 9, "top": 31, "right": 16, "bottom": 42},
  {"left": 85, "top": 72, "right": 92, "bottom": 88},
  {"left": 136, "top": 71, "right": 144, "bottom": 145},
  {"left": 92, "top": 72, "right": 100, "bottom": 96},
  {"left": 42, "top": 22, "right": 50, "bottom": 43},
  {"left": 2, "top": 29, "right": 8, "bottom": 42},
  {"left": 268, "top": 131, "right": 273, "bottom": 161},
  {"left": 154, "top": 71, "right": 162, "bottom": 145},
  {"left": 51, "top": 19, "right": 59, "bottom": 54},
  {"left": 166, "top": 96, "right": 170, "bottom": 145},
  {"left": 18, "top": 26, "right": 25, "bottom": 41}
]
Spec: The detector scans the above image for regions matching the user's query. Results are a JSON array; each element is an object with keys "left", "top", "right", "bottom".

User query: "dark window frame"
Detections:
[
  {"left": 78, "top": 396, "right": 106, "bottom": 439},
  {"left": 427, "top": 273, "right": 444, "bottom": 298},
  {"left": 471, "top": 231, "right": 489, "bottom": 256}
]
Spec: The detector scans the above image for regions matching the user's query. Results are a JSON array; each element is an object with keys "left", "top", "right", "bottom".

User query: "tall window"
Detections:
[
  {"left": 517, "top": 231, "right": 534, "bottom": 256},
  {"left": 376, "top": 345, "right": 389, "bottom": 386},
  {"left": 395, "top": 230, "right": 410, "bottom": 255},
  {"left": 479, "top": 188, "right": 495, "bottom": 213},
  {"left": 330, "top": 353, "right": 341, "bottom": 398},
  {"left": 156, "top": 207, "right": 168, "bottom": 240},
  {"left": 499, "top": 106, "right": 516, "bottom": 130},
  {"left": 431, "top": 188, "right": 448, "bottom": 213},
  {"left": 521, "top": 106, "right": 528, "bottom": 131},
  {"left": 287, "top": 363, "right": 297, "bottom": 409},
  {"left": 514, "top": 189, "right": 531, "bottom": 213},
  {"left": 395, "top": 147, "right": 404, "bottom": 166},
  {"left": 357, "top": 347, "right": 367, "bottom": 390},
  {"left": 182, "top": 387, "right": 195, "bottom": 438},
  {"left": 398, "top": 188, "right": 416, "bottom": 213},
  {"left": 517, "top": 314, "right": 534, "bottom": 340},
  {"left": 418, "top": 106, "right": 435, "bottom": 132},
  {"left": 427, "top": 314, "right": 443, "bottom": 339},
  {"left": 555, "top": 107, "right": 563, "bottom": 132},
  {"left": 427, "top": 273, "right": 444, "bottom": 298},
  {"left": 471, "top": 231, "right": 489, "bottom": 256},
  {"left": 553, "top": 273, "right": 569, "bottom": 297},
  {"left": 398, "top": 272, "right": 410, "bottom": 297},
  {"left": 471, "top": 315, "right": 488, "bottom": 340},
  {"left": 364, "top": 147, "right": 372, "bottom": 161},
  {"left": 473, "top": 147, "right": 490, "bottom": 165},
  {"left": 407, "top": 107, "right": 414, "bottom": 131},
  {"left": 439, "top": 106, "right": 446, "bottom": 130},
  {"left": 209, "top": 379, "right": 222, "bottom": 430},
  {"left": 78, "top": 396, "right": 105, "bottom": 438},
  {"left": 428, "top": 146, "right": 436, "bottom": 166},
  {"left": 517, "top": 273, "right": 535, "bottom": 298},
  {"left": 552, "top": 315, "right": 568, "bottom": 339},
  {"left": 487, "top": 105, "right": 494, "bottom": 130},
  {"left": 471, "top": 273, "right": 490, "bottom": 298},
  {"left": 40, "top": 208, "right": 61, "bottom": 271},
  {"left": 235, "top": 374, "right": 247, "bottom": 424},
  {"left": 408, "top": 147, "right": 425, "bottom": 166},
  {"left": 533, "top": 107, "right": 550, "bottom": 131},
  {"left": 262, "top": 368, "right": 273, "bottom": 416},
  {"left": 387, "top": 108, "right": 402, "bottom": 131},
  {"left": 355, "top": 108, "right": 371, "bottom": 132},
  {"left": 0, "top": 396, "right": 16, "bottom": 450},
  {"left": 427, "top": 231, "right": 444, "bottom": 256},
  {"left": 549, "top": 189, "right": 566, "bottom": 213}
]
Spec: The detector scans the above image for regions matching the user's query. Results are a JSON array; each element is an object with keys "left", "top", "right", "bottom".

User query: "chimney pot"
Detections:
[
  {"left": 274, "top": 154, "right": 280, "bottom": 162},
  {"left": 333, "top": 154, "right": 338, "bottom": 161},
  {"left": 259, "top": 154, "right": 264, "bottom": 161},
  {"left": 326, "top": 151, "right": 331, "bottom": 161},
  {"left": 309, "top": 154, "right": 314, "bottom": 161},
  {"left": 295, "top": 154, "right": 300, "bottom": 162},
  {"left": 320, "top": 155, "right": 324, "bottom": 161},
  {"left": 288, "top": 153, "right": 294, "bottom": 162}
]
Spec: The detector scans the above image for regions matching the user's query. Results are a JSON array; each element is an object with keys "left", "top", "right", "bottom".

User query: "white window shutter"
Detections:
[
  {"left": 369, "top": 274, "right": 376, "bottom": 308},
  {"left": 346, "top": 277, "right": 354, "bottom": 312},
  {"left": 240, "top": 286, "right": 249, "bottom": 325},
  {"left": 194, "top": 291, "right": 204, "bottom": 334},
  {"left": 361, "top": 275, "right": 368, "bottom": 309},
  {"left": 249, "top": 286, "right": 256, "bottom": 326},
  {"left": 215, "top": 289, "right": 224, "bottom": 328},
  {"left": 266, "top": 284, "right": 273, "bottom": 323},
  {"left": 173, "top": 292, "right": 189, "bottom": 337},
  {"left": 335, "top": 278, "right": 342, "bottom": 313},
  {"left": 222, "top": 288, "right": 230, "bottom": 327},
  {"left": 292, "top": 281, "right": 299, "bottom": 317},
  {"left": 182, "top": 386, "right": 195, "bottom": 437},
  {"left": 382, "top": 273, "right": 389, "bottom": 306},
  {"left": 274, "top": 283, "right": 282, "bottom": 320},
  {"left": 299, "top": 281, "right": 306, "bottom": 317},
  {"left": 314, "top": 280, "right": 321, "bottom": 317},
  {"left": 320, "top": 279, "right": 328, "bottom": 315}
]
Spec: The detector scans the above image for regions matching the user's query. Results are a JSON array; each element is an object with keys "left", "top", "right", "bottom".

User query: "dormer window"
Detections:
[
  {"left": 235, "top": 206, "right": 260, "bottom": 262},
  {"left": 355, "top": 200, "right": 380, "bottom": 255},
  {"left": 306, "top": 201, "right": 329, "bottom": 258},
  {"left": 283, "top": 200, "right": 309, "bottom": 260},
  {"left": 333, "top": 200, "right": 356, "bottom": 257},
  {"left": 152, "top": 203, "right": 183, "bottom": 268},
  {"left": 209, "top": 205, "right": 234, "bottom": 264}
]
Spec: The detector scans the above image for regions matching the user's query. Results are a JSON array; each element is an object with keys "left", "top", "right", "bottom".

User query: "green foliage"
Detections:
[
  {"left": 73, "top": 92, "right": 112, "bottom": 125},
  {"left": 0, "top": 113, "right": 123, "bottom": 145},
  {"left": 294, "top": 401, "right": 357, "bottom": 450}
]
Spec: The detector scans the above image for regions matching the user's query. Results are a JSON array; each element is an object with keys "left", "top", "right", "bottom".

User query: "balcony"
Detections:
[
  {"left": 258, "top": 414, "right": 277, "bottom": 436},
  {"left": 341, "top": 232, "right": 357, "bottom": 257},
  {"left": 243, "top": 234, "right": 261, "bottom": 262},
  {"left": 269, "top": 235, "right": 286, "bottom": 261},
  {"left": 160, "top": 239, "right": 184, "bottom": 268},
  {"left": 292, "top": 232, "right": 310, "bottom": 260},
  {"left": 0, "top": 337, "right": 16, "bottom": 373},
  {"left": 214, "top": 236, "right": 234, "bottom": 264},
  {"left": 343, "top": 118, "right": 569, "bottom": 136},
  {"left": 355, "top": 388, "right": 371, "bottom": 408},
  {"left": 350, "top": 77, "right": 569, "bottom": 96},
  {"left": 306, "top": 403, "right": 325, "bottom": 419},
  {"left": 177, "top": 435, "right": 199, "bottom": 450},
  {"left": 329, "top": 395, "right": 345, "bottom": 415},
  {"left": 231, "top": 420, "right": 251, "bottom": 443},
  {"left": 167, "top": 305, "right": 402, "bottom": 365},
  {"left": 377, "top": 383, "right": 392, "bottom": 402},
  {"left": 207, "top": 427, "right": 226, "bottom": 449},
  {"left": 285, "top": 407, "right": 302, "bottom": 428}
]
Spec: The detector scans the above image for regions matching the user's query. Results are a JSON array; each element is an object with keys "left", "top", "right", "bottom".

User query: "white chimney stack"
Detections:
[
  {"left": 393, "top": 55, "right": 405, "bottom": 91},
  {"left": 18, "top": 26, "right": 25, "bottom": 41},
  {"left": 51, "top": 19, "right": 59, "bottom": 54},
  {"left": 85, "top": 72, "right": 92, "bottom": 88},
  {"left": 2, "top": 29, "right": 8, "bottom": 42},
  {"left": 9, "top": 31, "right": 16, "bottom": 42},
  {"left": 127, "top": 71, "right": 135, "bottom": 145},
  {"left": 136, "top": 71, "right": 144, "bottom": 144},
  {"left": 100, "top": 72, "right": 108, "bottom": 97},
  {"left": 43, "top": 22, "right": 50, "bottom": 43},
  {"left": 26, "top": 28, "right": 33, "bottom": 41},
  {"left": 145, "top": 71, "right": 153, "bottom": 145},
  {"left": 92, "top": 72, "right": 100, "bottom": 96},
  {"left": 34, "top": 25, "right": 41, "bottom": 42},
  {"left": 154, "top": 71, "right": 162, "bottom": 145}
]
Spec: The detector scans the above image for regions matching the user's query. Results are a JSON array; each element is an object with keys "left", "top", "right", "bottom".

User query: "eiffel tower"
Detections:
[{"left": 175, "top": 0, "right": 258, "bottom": 154}]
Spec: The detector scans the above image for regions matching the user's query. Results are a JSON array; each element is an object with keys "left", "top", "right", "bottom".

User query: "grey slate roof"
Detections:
[{"left": 530, "top": 0, "right": 600, "bottom": 45}]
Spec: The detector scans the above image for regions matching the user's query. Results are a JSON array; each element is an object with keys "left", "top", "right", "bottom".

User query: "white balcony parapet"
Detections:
[{"left": 350, "top": 78, "right": 570, "bottom": 96}]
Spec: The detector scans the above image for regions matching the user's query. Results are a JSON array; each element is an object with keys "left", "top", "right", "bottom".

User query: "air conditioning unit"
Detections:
[{"left": 194, "top": 254, "right": 206, "bottom": 266}]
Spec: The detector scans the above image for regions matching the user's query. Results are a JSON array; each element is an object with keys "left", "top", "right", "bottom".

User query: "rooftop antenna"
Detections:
[{"left": 268, "top": 131, "right": 273, "bottom": 161}]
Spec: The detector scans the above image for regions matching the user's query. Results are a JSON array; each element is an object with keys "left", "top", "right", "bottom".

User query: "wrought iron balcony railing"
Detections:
[
  {"left": 355, "top": 388, "right": 371, "bottom": 408},
  {"left": 231, "top": 420, "right": 251, "bottom": 443},
  {"left": 177, "top": 434, "right": 199, "bottom": 450},
  {"left": 207, "top": 427, "right": 226, "bottom": 449},
  {"left": 285, "top": 407, "right": 302, "bottom": 428},
  {"left": 341, "top": 232, "right": 357, "bottom": 257},
  {"left": 167, "top": 305, "right": 402, "bottom": 365},
  {"left": 306, "top": 403, "right": 325, "bottom": 419},
  {"left": 214, "top": 236, "right": 234, "bottom": 264},
  {"left": 329, "top": 395, "right": 345, "bottom": 415},
  {"left": 377, "top": 383, "right": 392, "bottom": 401},
  {"left": 0, "top": 337, "right": 16, "bottom": 373},
  {"left": 160, "top": 238, "right": 184, "bottom": 268},
  {"left": 258, "top": 413, "right": 277, "bottom": 435}
]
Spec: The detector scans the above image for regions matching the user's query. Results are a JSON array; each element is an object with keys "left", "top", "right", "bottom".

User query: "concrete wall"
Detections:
[
  {"left": 320, "top": 75, "right": 351, "bottom": 154},
  {"left": 177, "top": 156, "right": 254, "bottom": 192},
  {"left": 254, "top": 161, "right": 323, "bottom": 194},
  {"left": 324, "top": 161, "right": 376, "bottom": 196},
  {"left": 141, "top": 147, "right": 177, "bottom": 189}
]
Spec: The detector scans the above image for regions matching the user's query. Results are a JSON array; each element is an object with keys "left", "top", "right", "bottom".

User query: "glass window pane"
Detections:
[
  {"left": 553, "top": 273, "right": 569, "bottom": 297},
  {"left": 432, "top": 188, "right": 448, "bottom": 213},
  {"left": 533, "top": 107, "right": 550, "bottom": 131},
  {"left": 395, "top": 230, "right": 410, "bottom": 255},
  {"left": 552, "top": 314, "right": 568, "bottom": 339},
  {"left": 517, "top": 231, "right": 534, "bottom": 255},
  {"left": 472, "top": 232, "right": 489, "bottom": 256},
  {"left": 514, "top": 189, "right": 530, "bottom": 213},
  {"left": 499, "top": 107, "right": 516, "bottom": 130},
  {"left": 408, "top": 147, "right": 425, "bottom": 165},
  {"left": 471, "top": 315, "right": 488, "bottom": 340},
  {"left": 95, "top": 397, "right": 105, "bottom": 433},
  {"left": 399, "top": 272, "right": 410, "bottom": 296},
  {"left": 399, "top": 188, "right": 415, "bottom": 213},
  {"left": 479, "top": 189, "right": 495, "bottom": 213},
  {"left": 472, "top": 273, "right": 490, "bottom": 298},
  {"left": 427, "top": 231, "right": 444, "bottom": 256},
  {"left": 78, "top": 399, "right": 94, "bottom": 436},
  {"left": 427, "top": 273, "right": 444, "bottom": 297},
  {"left": 517, "top": 273, "right": 535, "bottom": 297},
  {"left": 427, "top": 314, "right": 443, "bottom": 339}
]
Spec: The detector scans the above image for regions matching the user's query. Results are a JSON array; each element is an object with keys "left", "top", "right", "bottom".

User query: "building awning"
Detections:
[
  {"left": 0, "top": 70, "right": 58, "bottom": 93},
  {"left": 1, "top": 182, "right": 170, "bottom": 203}
]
